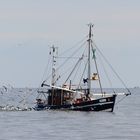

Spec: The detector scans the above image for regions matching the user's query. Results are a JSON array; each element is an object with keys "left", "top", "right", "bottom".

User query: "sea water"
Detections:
[{"left": 0, "top": 88, "right": 139, "bottom": 140}]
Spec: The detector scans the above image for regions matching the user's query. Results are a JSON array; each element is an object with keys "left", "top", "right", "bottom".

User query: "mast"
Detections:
[
  {"left": 87, "top": 24, "right": 103, "bottom": 96},
  {"left": 51, "top": 46, "right": 58, "bottom": 105},
  {"left": 87, "top": 23, "right": 93, "bottom": 95},
  {"left": 51, "top": 46, "right": 58, "bottom": 86}
]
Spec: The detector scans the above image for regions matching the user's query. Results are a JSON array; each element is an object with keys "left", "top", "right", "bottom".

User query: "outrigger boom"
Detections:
[{"left": 42, "top": 83, "right": 130, "bottom": 96}]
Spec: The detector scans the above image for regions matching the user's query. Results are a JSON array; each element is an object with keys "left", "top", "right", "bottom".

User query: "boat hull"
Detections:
[
  {"left": 71, "top": 95, "right": 116, "bottom": 112},
  {"left": 34, "top": 95, "right": 116, "bottom": 112}
]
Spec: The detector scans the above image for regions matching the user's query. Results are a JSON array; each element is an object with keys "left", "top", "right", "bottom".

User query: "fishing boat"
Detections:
[{"left": 34, "top": 24, "right": 131, "bottom": 112}]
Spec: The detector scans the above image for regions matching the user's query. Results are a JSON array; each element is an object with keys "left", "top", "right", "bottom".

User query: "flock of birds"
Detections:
[{"left": 0, "top": 85, "right": 36, "bottom": 111}]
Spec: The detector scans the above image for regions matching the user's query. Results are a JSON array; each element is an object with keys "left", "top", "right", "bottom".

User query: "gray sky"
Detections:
[{"left": 0, "top": 0, "right": 139, "bottom": 88}]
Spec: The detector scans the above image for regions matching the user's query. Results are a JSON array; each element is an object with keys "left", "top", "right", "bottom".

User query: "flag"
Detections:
[{"left": 91, "top": 73, "right": 98, "bottom": 80}]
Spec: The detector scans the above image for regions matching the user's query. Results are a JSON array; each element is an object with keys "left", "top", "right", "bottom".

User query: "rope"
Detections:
[
  {"left": 58, "top": 35, "right": 88, "bottom": 56},
  {"left": 93, "top": 41, "right": 131, "bottom": 95},
  {"left": 44, "top": 41, "right": 87, "bottom": 82},
  {"left": 64, "top": 56, "right": 84, "bottom": 84},
  {"left": 40, "top": 35, "right": 88, "bottom": 87},
  {"left": 39, "top": 52, "right": 51, "bottom": 86},
  {"left": 96, "top": 50, "right": 116, "bottom": 93},
  {"left": 115, "top": 95, "right": 128, "bottom": 105},
  {"left": 78, "top": 60, "right": 88, "bottom": 89}
]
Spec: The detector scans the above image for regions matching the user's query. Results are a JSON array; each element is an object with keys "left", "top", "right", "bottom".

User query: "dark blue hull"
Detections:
[{"left": 34, "top": 95, "right": 116, "bottom": 112}]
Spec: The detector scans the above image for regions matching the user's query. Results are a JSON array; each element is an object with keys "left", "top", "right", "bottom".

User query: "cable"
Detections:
[{"left": 93, "top": 41, "right": 131, "bottom": 95}]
